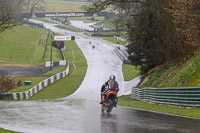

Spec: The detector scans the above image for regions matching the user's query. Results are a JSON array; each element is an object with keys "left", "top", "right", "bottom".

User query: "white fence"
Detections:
[
  {"left": 45, "top": 47, "right": 66, "bottom": 67},
  {"left": 12, "top": 61, "right": 69, "bottom": 100}
]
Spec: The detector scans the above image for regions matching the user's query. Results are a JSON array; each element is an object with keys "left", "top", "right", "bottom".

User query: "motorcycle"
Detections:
[
  {"left": 92, "top": 45, "right": 95, "bottom": 49},
  {"left": 101, "top": 89, "right": 118, "bottom": 113}
]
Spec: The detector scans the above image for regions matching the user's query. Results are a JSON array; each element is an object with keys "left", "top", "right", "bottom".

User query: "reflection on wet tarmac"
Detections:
[
  {"left": 100, "top": 106, "right": 200, "bottom": 133},
  {"left": 101, "top": 113, "right": 118, "bottom": 133},
  {"left": 1, "top": 99, "right": 200, "bottom": 133}
]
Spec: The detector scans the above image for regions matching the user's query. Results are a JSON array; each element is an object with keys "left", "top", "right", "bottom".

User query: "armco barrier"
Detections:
[
  {"left": 132, "top": 87, "right": 200, "bottom": 107},
  {"left": 114, "top": 47, "right": 132, "bottom": 64},
  {"left": 113, "top": 36, "right": 129, "bottom": 45},
  {"left": 59, "top": 24, "right": 84, "bottom": 32},
  {"left": 0, "top": 62, "right": 69, "bottom": 100},
  {"left": 23, "top": 19, "right": 44, "bottom": 28}
]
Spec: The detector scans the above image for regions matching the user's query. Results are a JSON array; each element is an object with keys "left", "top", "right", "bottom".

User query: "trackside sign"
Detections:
[
  {"left": 45, "top": 13, "right": 85, "bottom": 17},
  {"left": 54, "top": 36, "right": 75, "bottom": 41},
  {"left": 52, "top": 41, "right": 64, "bottom": 50}
]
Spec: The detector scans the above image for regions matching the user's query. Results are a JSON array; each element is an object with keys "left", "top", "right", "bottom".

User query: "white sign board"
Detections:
[
  {"left": 45, "top": 13, "right": 85, "bottom": 17},
  {"left": 54, "top": 36, "right": 72, "bottom": 41}
]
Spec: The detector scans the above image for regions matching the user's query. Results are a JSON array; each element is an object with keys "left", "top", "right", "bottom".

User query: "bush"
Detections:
[{"left": 0, "top": 71, "right": 19, "bottom": 93}]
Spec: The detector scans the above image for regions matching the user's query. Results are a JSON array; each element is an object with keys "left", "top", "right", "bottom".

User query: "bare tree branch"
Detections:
[{"left": 0, "top": 0, "right": 17, "bottom": 34}]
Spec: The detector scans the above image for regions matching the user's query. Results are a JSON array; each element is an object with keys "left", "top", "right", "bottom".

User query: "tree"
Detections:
[
  {"left": 25, "top": 0, "right": 46, "bottom": 20},
  {"left": 84, "top": 0, "right": 200, "bottom": 74},
  {"left": 0, "top": 0, "right": 18, "bottom": 34},
  {"left": 85, "top": 0, "right": 170, "bottom": 72},
  {"left": 167, "top": 0, "right": 200, "bottom": 57},
  {"left": 0, "top": 0, "right": 27, "bottom": 34},
  {"left": 12, "top": 0, "right": 25, "bottom": 20}
]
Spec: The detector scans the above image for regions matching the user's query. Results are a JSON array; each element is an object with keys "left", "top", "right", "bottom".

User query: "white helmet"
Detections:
[{"left": 109, "top": 75, "right": 116, "bottom": 80}]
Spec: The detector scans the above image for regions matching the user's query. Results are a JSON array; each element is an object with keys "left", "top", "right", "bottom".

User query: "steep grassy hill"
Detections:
[
  {"left": 0, "top": 25, "right": 61, "bottom": 65},
  {"left": 139, "top": 55, "right": 200, "bottom": 88},
  {"left": 43, "top": 0, "right": 86, "bottom": 12},
  {"left": 34, "top": 0, "right": 110, "bottom": 13}
]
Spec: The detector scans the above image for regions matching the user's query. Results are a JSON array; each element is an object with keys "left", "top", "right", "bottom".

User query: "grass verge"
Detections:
[
  {"left": 0, "top": 128, "right": 19, "bottom": 133},
  {"left": 103, "top": 37, "right": 126, "bottom": 46},
  {"left": 8, "top": 77, "right": 46, "bottom": 93},
  {"left": 122, "top": 64, "right": 140, "bottom": 81},
  {"left": 0, "top": 25, "right": 62, "bottom": 65},
  {"left": 43, "top": 67, "right": 66, "bottom": 76},
  {"left": 95, "top": 17, "right": 116, "bottom": 30},
  {"left": 41, "top": 0, "right": 87, "bottom": 12},
  {"left": 140, "top": 55, "right": 200, "bottom": 88},
  {"left": 118, "top": 95, "right": 200, "bottom": 118},
  {"left": 29, "top": 41, "right": 87, "bottom": 100}
]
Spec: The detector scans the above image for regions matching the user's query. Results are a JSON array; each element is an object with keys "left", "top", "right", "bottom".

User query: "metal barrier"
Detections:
[
  {"left": 23, "top": 20, "right": 44, "bottom": 28},
  {"left": 114, "top": 47, "right": 132, "bottom": 64},
  {"left": 132, "top": 87, "right": 200, "bottom": 107},
  {"left": 113, "top": 36, "right": 129, "bottom": 45},
  {"left": 59, "top": 24, "right": 84, "bottom": 32}
]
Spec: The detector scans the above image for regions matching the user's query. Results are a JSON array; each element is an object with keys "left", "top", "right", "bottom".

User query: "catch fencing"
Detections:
[
  {"left": 0, "top": 62, "right": 69, "bottom": 100},
  {"left": 132, "top": 87, "right": 200, "bottom": 107}
]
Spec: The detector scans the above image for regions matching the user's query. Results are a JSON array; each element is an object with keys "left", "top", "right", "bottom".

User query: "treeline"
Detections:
[
  {"left": 127, "top": 0, "right": 200, "bottom": 73},
  {"left": 0, "top": 0, "right": 45, "bottom": 34},
  {"left": 85, "top": 0, "right": 200, "bottom": 73}
]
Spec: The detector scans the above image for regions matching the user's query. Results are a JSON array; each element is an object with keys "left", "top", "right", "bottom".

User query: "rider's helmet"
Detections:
[{"left": 109, "top": 75, "right": 116, "bottom": 80}]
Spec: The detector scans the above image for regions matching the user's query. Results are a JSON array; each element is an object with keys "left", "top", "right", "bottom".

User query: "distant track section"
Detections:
[{"left": 61, "top": 0, "right": 90, "bottom": 2}]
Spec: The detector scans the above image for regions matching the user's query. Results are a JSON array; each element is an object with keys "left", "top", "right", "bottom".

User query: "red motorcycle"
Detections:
[{"left": 101, "top": 89, "right": 118, "bottom": 113}]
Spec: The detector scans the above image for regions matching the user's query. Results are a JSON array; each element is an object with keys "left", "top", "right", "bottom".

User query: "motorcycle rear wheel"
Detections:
[{"left": 106, "top": 99, "right": 114, "bottom": 113}]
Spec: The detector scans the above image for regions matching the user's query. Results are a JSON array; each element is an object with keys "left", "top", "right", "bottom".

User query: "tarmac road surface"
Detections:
[
  {"left": 0, "top": 65, "right": 51, "bottom": 77},
  {"left": 0, "top": 21, "right": 200, "bottom": 133},
  {"left": 70, "top": 21, "right": 95, "bottom": 31}
]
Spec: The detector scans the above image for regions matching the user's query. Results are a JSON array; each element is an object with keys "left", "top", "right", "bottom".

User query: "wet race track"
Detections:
[
  {"left": 1, "top": 99, "right": 200, "bottom": 133},
  {"left": 0, "top": 21, "right": 200, "bottom": 133}
]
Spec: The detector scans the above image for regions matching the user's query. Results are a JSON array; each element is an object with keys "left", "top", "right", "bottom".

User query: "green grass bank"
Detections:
[
  {"left": 122, "top": 64, "right": 140, "bottom": 81},
  {"left": 140, "top": 55, "right": 200, "bottom": 88},
  {"left": 118, "top": 95, "right": 200, "bottom": 118},
  {"left": 0, "top": 25, "right": 62, "bottom": 65},
  {"left": 7, "top": 39, "right": 87, "bottom": 99},
  {"left": 29, "top": 40, "right": 87, "bottom": 100},
  {"left": 0, "top": 128, "right": 19, "bottom": 133},
  {"left": 34, "top": 0, "right": 87, "bottom": 13},
  {"left": 119, "top": 55, "right": 200, "bottom": 118}
]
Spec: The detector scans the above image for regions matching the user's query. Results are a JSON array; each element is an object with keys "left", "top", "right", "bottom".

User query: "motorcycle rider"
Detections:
[{"left": 100, "top": 75, "right": 119, "bottom": 105}]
